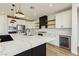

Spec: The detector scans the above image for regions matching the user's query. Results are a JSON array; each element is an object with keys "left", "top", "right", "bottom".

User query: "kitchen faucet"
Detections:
[
  {"left": 26, "top": 28, "right": 30, "bottom": 32},
  {"left": 25, "top": 28, "right": 30, "bottom": 35}
]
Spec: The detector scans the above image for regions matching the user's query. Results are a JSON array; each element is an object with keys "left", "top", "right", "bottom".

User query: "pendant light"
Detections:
[
  {"left": 10, "top": 4, "right": 16, "bottom": 23},
  {"left": 15, "top": 4, "right": 25, "bottom": 18}
]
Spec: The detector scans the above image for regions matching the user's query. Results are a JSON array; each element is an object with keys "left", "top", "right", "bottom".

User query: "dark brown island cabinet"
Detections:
[{"left": 15, "top": 43, "right": 46, "bottom": 56}]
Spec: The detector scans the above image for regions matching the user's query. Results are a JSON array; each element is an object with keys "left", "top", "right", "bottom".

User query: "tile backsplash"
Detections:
[{"left": 32, "top": 28, "right": 72, "bottom": 36}]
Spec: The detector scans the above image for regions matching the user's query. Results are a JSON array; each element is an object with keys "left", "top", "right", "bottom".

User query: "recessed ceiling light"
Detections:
[
  {"left": 49, "top": 4, "right": 53, "bottom": 7},
  {"left": 11, "top": 9, "right": 14, "bottom": 11},
  {"left": 30, "top": 6, "right": 35, "bottom": 9}
]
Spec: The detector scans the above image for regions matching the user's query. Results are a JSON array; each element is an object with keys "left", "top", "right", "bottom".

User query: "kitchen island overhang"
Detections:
[
  {"left": 0, "top": 33, "right": 54, "bottom": 56},
  {"left": 15, "top": 43, "right": 46, "bottom": 56}
]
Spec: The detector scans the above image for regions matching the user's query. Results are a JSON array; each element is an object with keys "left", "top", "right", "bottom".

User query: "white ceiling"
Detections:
[{"left": 0, "top": 3, "right": 72, "bottom": 20}]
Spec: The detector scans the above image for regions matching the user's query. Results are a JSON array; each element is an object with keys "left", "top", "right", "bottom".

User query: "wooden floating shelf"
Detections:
[
  {"left": 47, "top": 24, "right": 55, "bottom": 25},
  {"left": 35, "top": 25, "right": 39, "bottom": 27},
  {"left": 35, "top": 23, "right": 39, "bottom": 24},
  {"left": 48, "top": 19, "right": 56, "bottom": 22},
  {"left": 36, "top": 26, "right": 39, "bottom": 28}
]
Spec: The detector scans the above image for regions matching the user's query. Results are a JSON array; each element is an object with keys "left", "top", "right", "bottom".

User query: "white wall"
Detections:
[
  {"left": 77, "top": 9, "right": 79, "bottom": 47},
  {"left": 71, "top": 3, "right": 79, "bottom": 55},
  {"left": 25, "top": 21, "right": 35, "bottom": 28}
]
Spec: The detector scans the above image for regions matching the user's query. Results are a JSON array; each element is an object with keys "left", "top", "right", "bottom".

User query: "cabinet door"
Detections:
[
  {"left": 62, "top": 10, "right": 72, "bottom": 28},
  {"left": 3, "top": 15, "right": 8, "bottom": 34},
  {"left": 56, "top": 13, "right": 63, "bottom": 28},
  {"left": 15, "top": 49, "right": 32, "bottom": 56},
  {"left": 56, "top": 10, "right": 72, "bottom": 28},
  {"left": 15, "top": 43, "right": 46, "bottom": 56},
  {"left": 0, "top": 15, "right": 8, "bottom": 35},
  {"left": 32, "top": 44, "right": 46, "bottom": 56},
  {"left": 0, "top": 15, "right": 4, "bottom": 34}
]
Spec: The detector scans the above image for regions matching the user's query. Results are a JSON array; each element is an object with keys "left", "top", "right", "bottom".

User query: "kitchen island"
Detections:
[{"left": 0, "top": 33, "right": 55, "bottom": 56}]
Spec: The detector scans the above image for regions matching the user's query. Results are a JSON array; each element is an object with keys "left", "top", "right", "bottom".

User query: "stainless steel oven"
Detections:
[{"left": 59, "top": 35, "right": 71, "bottom": 51}]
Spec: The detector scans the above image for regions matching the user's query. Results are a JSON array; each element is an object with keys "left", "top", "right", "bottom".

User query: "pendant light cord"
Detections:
[{"left": 18, "top": 3, "right": 21, "bottom": 12}]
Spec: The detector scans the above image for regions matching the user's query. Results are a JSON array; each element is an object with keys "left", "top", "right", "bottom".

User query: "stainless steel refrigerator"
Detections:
[{"left": 17, "top": 25, "right": 25, "bottom": 33}]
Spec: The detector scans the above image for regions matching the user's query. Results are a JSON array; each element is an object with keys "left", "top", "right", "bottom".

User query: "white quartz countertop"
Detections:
[{"left": 0, "top": 33, "right": 55, "bottom": 56}]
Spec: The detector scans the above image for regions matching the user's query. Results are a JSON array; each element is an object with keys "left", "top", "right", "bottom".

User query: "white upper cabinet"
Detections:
[
  {"left": 56, "top": 9, "right": 72, "bottom": 28},
  {"left": 0, "top": 15, "right": 8, "bottom": 35}
]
